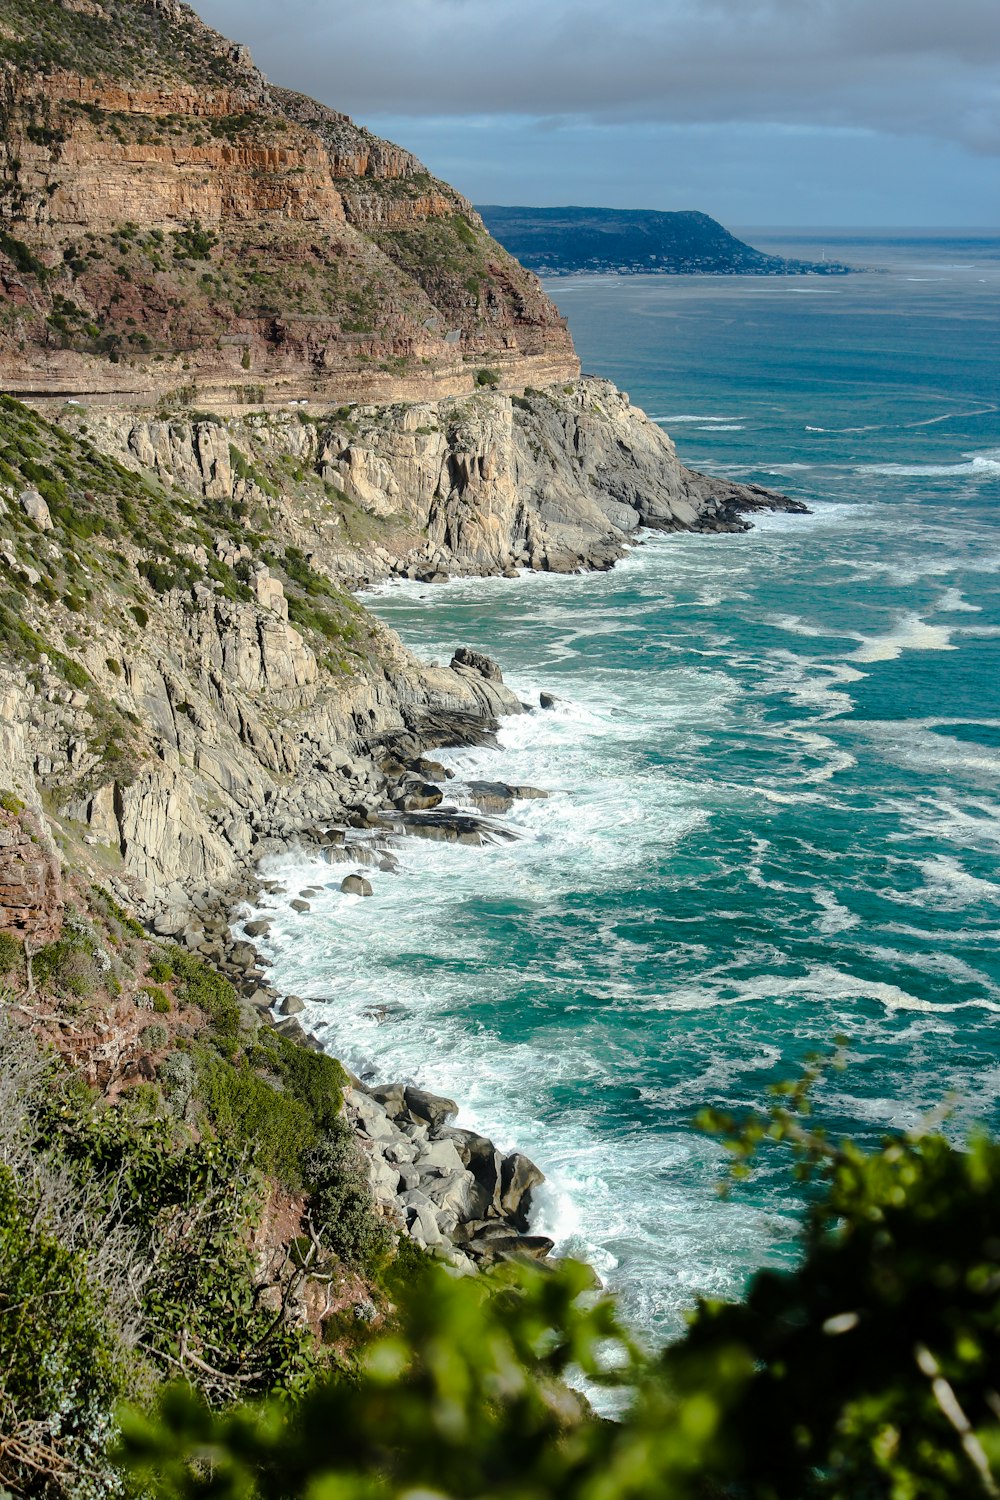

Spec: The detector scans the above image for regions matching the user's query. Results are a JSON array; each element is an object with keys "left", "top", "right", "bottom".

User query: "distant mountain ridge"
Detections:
[{"left": 477, "top": 206, "right": 852, "bottom": 276}]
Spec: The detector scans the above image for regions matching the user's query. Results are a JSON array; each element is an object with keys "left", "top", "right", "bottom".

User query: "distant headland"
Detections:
[{"left": 477, "top": 206, "right": 855, "bottom": 276}]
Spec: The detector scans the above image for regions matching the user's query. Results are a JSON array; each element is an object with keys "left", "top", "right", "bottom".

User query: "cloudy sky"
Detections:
[{"left": 197, "top": 0, "right": 1000, "bottom": 226}]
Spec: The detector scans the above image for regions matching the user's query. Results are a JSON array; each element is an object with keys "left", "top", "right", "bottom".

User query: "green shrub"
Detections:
[
  {"left": 196, "top": 1048, "right": 313, "bottom": 1188},
  {"left": 258, "top": 1029, "right": 346, "bottom": 1133},
  {"left": 475, "top": 367, "right": 500, "bottom": 387},
  {"left": 303, "top": 1118, "right": 392, "bottom": 1272},
  {"left": 32, "top": 935, "right": 100, "bottom": 997},
  {"left": 169, "top": 948, "right": 241, "bottom": 1048},
  {"left": 0, "top": 1164, "right": 127, "bottom": 1495},
  {"left": 146, "top": 986, "right": 171, "bottom": 1014},
  {"left": 139, "top": 1023, "right": 169, "bottom": 1051},
  {"left": 0, "top": 931, "right": 22, "bottom": 975},
  {"left": 0, "top": 789, "right": 25, "bottom": 814},
  {"left": 146, "top": 953, "right": 174, "bottom": 984}
]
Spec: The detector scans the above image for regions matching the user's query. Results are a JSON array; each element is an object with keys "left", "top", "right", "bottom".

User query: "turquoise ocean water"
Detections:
[{"left": 253, "top": 234, "right": 1000, "bottom": 1343}]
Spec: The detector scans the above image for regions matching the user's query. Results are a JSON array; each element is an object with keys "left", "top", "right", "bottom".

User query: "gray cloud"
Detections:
[{"left": 196, "top": 0, "right": 1000, "bottom": 153}]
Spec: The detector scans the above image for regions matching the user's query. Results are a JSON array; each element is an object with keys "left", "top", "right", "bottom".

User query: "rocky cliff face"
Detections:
[
  {"left": 76, "top": 377, "right": 802, "bottom": 589},
  {"left": 0, "top": 0, "right": 577, "bottom": 406},
  {"left": 0, "top": 394, "right": 527, "bottom": 918}
]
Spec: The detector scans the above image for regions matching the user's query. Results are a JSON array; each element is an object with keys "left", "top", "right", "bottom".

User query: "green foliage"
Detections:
[
  {"left": 168, "top": 947, "right": 242, "bottom": 1048},
  {"left": 45, "top": 1092, "right": 317, "bottom": 1406},
  {"left": 120, "top": 1059, "right": 1000, "bottom": 1500},
  {"left": 302, "top": 1117, "right": 393, "bottom": 1272},
  {"left": 146, "top": 952, "right": 175, "bottom": 985},
  {"left": 171, "top": 221, "right": 218, "bottom": 261},
  {"left": 32, "top": 930, "right": 102, "bottom": 997},
  {"left": 0, "top": 788, "right": 25, "bottom": 814},
  {"left": 0, "top": 229, "right": 49, "bottom": 280},
  {"left": 138, "top": 553, "right": 202, "bottom": 595},
  {"left": 195, "top": 1046, "right": 314, "bottom": 1189},
  {"left": 121, "top": 1258, "right": 630, "bottom": 1500},
  {"left": 0, "top": 1162, "right": 127, "bottom": 1496},
  {"left": 475, "top": 367, "right": 500, "bottom": 387},
  {"left": 0, "top": 930, "right": 23, "bottom": 975},
  {"left": 196, "top": 1029, "right": 347, "bottom": 1191}
]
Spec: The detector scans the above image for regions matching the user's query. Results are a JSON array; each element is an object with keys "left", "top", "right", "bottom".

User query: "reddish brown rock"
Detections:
[{"left": 0, "top": 809, "right": 64, "bottom": 942}]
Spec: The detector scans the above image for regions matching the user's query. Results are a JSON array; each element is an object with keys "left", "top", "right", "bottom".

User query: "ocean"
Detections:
[{"left": 248, "top": 232, "right": 1000, "bottom": 1345}]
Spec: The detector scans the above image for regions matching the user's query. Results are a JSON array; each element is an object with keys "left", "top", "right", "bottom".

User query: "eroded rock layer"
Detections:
[{"left": 0, "top": 0, "right": 577, "bottom": 405}]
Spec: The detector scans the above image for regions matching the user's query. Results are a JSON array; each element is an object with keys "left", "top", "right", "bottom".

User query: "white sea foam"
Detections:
[
  {"left": 656, "top": 413, "right": 746, "bottom": 424},
  {"left": 849, "top": 614, "right": 955, "bottom": 663},
  {"left": 854, "top": 449, "right": 1000, "bottom": 479}
]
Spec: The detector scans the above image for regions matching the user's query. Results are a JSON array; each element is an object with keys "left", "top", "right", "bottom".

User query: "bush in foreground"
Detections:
[{"left": 121, "top": 1055, "right": 1000, "bottom": 1500}]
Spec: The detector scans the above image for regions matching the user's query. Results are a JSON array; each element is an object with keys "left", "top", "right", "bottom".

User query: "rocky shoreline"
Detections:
[{"left": 154, "top": 658, "right": 561, "bottom": 1275}]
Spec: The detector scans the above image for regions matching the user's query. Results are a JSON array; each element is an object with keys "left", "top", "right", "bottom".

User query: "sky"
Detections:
[{"left": 195, "top": 0, "right": 1000, "bottom": 227}]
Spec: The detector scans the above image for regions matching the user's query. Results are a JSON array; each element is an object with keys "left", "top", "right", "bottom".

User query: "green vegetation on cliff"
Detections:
[
  {"left": 115, "top": 1057, "right": 1000, "bottom": 1499},
  {"left": 0, "top": 0, "right": 248, "bottom": 84},
  {"left": 0, "top": 874, "right": 403, "bottom": 1496}
]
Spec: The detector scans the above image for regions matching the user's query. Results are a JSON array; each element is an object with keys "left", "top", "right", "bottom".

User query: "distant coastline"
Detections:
[{"left": 477, "top": 205, "right": 855, "bottom": 277}]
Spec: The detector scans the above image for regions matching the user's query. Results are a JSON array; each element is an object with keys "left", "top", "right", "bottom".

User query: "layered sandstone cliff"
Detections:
[{"left": 0, "top": 0, "right": 577, "bottom": 406}]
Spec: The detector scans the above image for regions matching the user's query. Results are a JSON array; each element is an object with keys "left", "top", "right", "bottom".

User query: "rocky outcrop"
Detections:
[
  {"left": 0, "top": 807, "right": 64, "bottom": 942},
  {"left": 81, "top": 378, "right": 805, "bottom": 592},
  {"left": 345, "top": 1083, "right": 551, "bottom": 1270}
]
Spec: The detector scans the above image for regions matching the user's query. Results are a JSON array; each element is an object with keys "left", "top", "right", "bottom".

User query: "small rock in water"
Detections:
[
  {"left": 539, "top": 691, "right": 558, "bottom": 710},
  {"left": 279, "top": 994, "right": 306, "bottom": 1016},
  {"left": 341, "top": 873, "right": 373, "bottom": 897},
  {"left": 290, "top": 898, "right": 311, "bottom": 913},
  {"left": 244, "top": 918, "right": 271, "bottom": 938}
]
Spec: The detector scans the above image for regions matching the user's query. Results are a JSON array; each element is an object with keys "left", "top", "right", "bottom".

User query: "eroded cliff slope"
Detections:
[{"left": 0, "top": 0, "right": 577, "bottom": 405}]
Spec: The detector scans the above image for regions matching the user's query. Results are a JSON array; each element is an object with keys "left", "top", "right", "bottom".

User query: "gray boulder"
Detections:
[
  {"left": 500, "top": 1152, "right": 545, "bottom": 1231},
  {"left": 278, "top": 993, "right": 305, "bottom": 1016},
  {"left": 19, "top": 488, "right": 53, "bottom": 531},
  {"left": 341, "top": 874, "right": 373, "bottom": 897},
  {"left": 450, "top": 647, "right": 503, "bottom": 682},
  {"left": 369, "top": 1081, "right": 407, "bottom": 1116},
  {"left": 404, "top": 1085, "right": 459, "bottom": 1128}
]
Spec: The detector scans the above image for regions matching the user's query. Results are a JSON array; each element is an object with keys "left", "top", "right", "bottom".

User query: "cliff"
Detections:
[
  {"left": 0, "top": 381, "right": 801, "bottom": 914},
  {"left": 0, "top": 0, "right": 577, "bottom": 406}
]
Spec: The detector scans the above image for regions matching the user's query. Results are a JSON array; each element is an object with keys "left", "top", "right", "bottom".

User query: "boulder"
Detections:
[
  {"left": 394, "top": 782, "right": 444, "bottom": 812},
  {"left": 463, "top": 780, "right": 515, "bottom": 814},
  {"left": 539, "top": 692, "right": 558, "bottom": 710},
  {"left": 278, "top": 993, "right": 305, "bottom": 1016},
  {"left": 468, "top": 1234, "right": 555, "bottom": 1265},
  {"left": 341, "top": 874, "right": 373, "bottom": 897},
  {"left": 450, "top": 647, "right": 503, "bottom": 682},
  {"left": 416, "top": 1137, "right": 466, "bottom": 1177},
  {"left": 244, "top": 918, "right": 271, "bottom": 938},
  {"left": 499, "top": 1152, "right": 545, "bottom": 1231},
  {"left": 406, "top": 1201, "right": 447, "bottom": 1249},
  {"left": 290, "top": 898, "right": 311, "bottom": 913},
  {"left": 404, "top": 1085, "right": 458, "bottom": 1128},
  {"left": 19, "top": 488, "right": 53, "bottom": 531},
  {"left": 422, "top": 1168, "right": 474, "bottom": 1220},
  {"left": 369, "top": 1081, "right": 407, "bottom": 1117}
]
